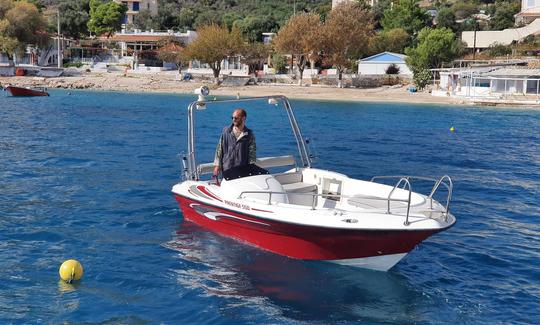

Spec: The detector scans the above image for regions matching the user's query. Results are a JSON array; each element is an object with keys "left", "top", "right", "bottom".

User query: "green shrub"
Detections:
[
  {"left": 413, "top": 68, "right": 432, "bottom": 90},
  {"left": 487, "top": 43, "right": 512, "bottom": 57}
]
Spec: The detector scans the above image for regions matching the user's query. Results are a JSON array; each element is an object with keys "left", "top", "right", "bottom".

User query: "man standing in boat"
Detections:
[{"left": 213, "top": 108, "right": 257, "bottom": 180}]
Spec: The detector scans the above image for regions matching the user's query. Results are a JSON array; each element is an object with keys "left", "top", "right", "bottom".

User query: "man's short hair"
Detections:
[{"left": 235, "top": 108, "right": 247, "bottom": 118}]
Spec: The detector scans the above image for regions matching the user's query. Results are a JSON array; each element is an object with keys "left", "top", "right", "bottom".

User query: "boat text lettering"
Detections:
[{"left": 224, "top": 200, "right": 250, "bottom": 210}]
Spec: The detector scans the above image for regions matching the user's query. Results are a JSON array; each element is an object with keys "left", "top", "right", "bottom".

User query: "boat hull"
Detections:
[
  {"left": 6, "top": 86, "right": 49, "bottom": 97},
  {"left": 175, "top": 194, "right": 443, "bottom": 271}
]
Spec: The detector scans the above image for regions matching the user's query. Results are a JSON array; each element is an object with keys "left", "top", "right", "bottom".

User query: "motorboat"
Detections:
[
  {"left": 5, "top": 85, "right": 49, "bottom": 97},
  {"left": 171, "top": 88, "right": 456, "bottom": 271}
]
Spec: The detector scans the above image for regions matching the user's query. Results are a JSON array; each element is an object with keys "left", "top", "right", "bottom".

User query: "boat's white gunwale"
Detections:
[{"left": 172, "top": 182, "right": 456, "bottom": 232}]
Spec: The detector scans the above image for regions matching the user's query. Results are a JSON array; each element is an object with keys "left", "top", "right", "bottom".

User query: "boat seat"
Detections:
[
  {"left": 282, "top": 181, "right": 318, "bottom": 193},
  {"left": 274, "top": 171, "right": 318, "bottom": 206}
]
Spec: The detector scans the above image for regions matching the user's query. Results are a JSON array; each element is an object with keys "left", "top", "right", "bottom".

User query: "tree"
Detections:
[
  {"left": 436, "top": 6, "right": 458, "bottom": 32},
  {"left": 405, "top": 27, "right": 463, "bottom": 87},
  {"left": 320, "top": 2, "right": 374, "bottom": 87},
  {"left": 182, "top": 24, "right": 244, "bottom": 81},
  {"left": 133, "top": 9, "right": 160, "bottom": 31},
  {"left": 233, "top": 15, "right": 278, "bottom": 43},
  {"left": 489, "top": 1, "right": 519, "bottom": 31},
  {"left": 87, "top": 0, "right": 127, "bottom": 37},
  {"left": 451, "top": 2, "right": 477, "bottom": 20},
  {"left": 273, "top": 13, "right": 322, "bottom": 84},
  {"left": 239, "top": 42, "right": 271, "bottom": 76},
  {"left": 369, "top": 28, "right": 410, "bottom": 55},
  {"left": 58, "top": 0, "right": 90, "bottom": 39},
  {"left": 0, "top": 0, "right": 47, "bottom": 60},
  {"left": 271, "top": 53, "right": 288, "bottom": 74},
  {"left": 381, "top": 0, "right": 431, "bottom": 37}
]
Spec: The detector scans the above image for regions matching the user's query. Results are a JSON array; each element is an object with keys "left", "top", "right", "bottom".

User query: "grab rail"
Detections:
[
  {"left": 386, "top": 178, "right": 412, "bottom": 225},
  {"left": 370, "top": 175, "right": 453, "bottom": 223}
]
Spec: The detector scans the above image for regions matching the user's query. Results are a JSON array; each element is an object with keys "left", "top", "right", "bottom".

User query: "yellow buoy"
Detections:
[
  {"left": 450, "top": 126, "right": 455, "bottom": 132},
  {"left": 59, "top": 259, "right": 84, "bottom": 283}
]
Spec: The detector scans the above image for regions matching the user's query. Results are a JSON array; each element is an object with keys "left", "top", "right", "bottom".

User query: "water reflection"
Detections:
[{"left": 164, "top": 222, "right": 432, "bottom": 323}]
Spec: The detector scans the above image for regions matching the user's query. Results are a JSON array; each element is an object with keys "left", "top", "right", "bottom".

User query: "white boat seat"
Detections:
[{"left": 282, "top": 182, "right": 317, "bottom": 193}]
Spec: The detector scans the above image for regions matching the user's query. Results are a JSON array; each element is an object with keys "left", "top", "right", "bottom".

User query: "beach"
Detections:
[{"left": 0, "top": 71, "right": 462, "bottom": 105}]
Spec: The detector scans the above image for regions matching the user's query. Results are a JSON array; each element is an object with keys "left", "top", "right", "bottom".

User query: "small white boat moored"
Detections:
[{"left": 172, "top": 88, "right": 456, "bottom": 271}]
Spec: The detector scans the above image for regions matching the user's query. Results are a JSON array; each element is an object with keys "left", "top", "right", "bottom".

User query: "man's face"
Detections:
[{"left": 232, "top": 110, "right": 245, "bottom": 128}]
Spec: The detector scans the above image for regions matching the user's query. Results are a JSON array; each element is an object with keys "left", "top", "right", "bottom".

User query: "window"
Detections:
[
  {"left": 133, "top": 1, "right": 140, "bottom": 11},
  {"left": 528, "top": 0, "right": 535, "bottom": 7}
]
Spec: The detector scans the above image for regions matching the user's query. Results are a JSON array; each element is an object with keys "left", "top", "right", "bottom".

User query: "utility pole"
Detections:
[
  {"left": 472, "top": 19, "right": 477, "bottom": 61},
  {"left": 57, "top": 10, "right": 62, "bottom": 68},
  {"left": 293, "top": 0, "right": 296, "bottom": 15}
]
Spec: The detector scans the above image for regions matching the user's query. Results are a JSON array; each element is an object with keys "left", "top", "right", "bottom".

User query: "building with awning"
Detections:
[
  {"left": 432, "top": 63, "right": 540, "bottom": 104},
  {"left": 104, "top": 29, "right": 196, "bottom": 57}
]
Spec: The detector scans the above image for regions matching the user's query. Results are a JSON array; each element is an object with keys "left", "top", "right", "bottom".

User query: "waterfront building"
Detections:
[{"left": 432, "top": 62, "right": 540, "bottom": 104}]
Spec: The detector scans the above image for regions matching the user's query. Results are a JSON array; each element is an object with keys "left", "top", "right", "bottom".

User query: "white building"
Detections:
[
  {"left": 357, "top": 52, "right": 413, "bottom": 76},
  {"left": 332, "top": 0, "right": 377, "bottom": 8},
  {"left": 432, "top": 65, "right": 540, "bottom": 104}
]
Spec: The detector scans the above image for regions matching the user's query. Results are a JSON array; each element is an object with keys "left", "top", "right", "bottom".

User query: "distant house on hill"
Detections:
[
  {"left": 515, "top": 0, "right": 540, "bottom": 24},
  {"left": 114, "top": 0, "right": 158, "bottom": 25},
  {"left": 332, "top": 0, "right": 377, "bottom": 8},
  {"left": 357, "top": 52, "right": 413, "bottom": 76},
  {"left": 462, "top": 0, "right": 540, "bottom": 49}
]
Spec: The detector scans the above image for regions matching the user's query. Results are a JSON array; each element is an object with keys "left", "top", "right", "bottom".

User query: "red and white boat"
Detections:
[
  {"left": 5, "top": 85, "right": 49, "bottom": 97},
  {"left": 172, "top": 88, "right": 456, "bottom": 271}
]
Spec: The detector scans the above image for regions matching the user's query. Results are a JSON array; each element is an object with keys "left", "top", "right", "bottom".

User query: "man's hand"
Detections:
[{"left": 213, "top": 166, "right": 220, "bottom": 177}]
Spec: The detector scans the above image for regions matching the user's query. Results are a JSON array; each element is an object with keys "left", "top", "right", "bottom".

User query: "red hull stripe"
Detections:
[
  {"left": 175, "top": 194, "right": 439, "bottom": 261},
  {"left": 196, "top": 185, "right": 222, "bottom": 202},
  {"left": 251, "top": 208, "right": 274, "bottom": 213}
]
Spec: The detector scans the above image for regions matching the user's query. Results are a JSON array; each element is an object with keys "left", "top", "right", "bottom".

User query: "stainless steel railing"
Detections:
[
  {"left": 237, "top": 190, "right": 410, "bottom": 212},
  {"left": 371, "top": 175, "right": 453, "bottom": 224},
  {"left": 237, "top": 175, "right": 453, "bottom": 226}
]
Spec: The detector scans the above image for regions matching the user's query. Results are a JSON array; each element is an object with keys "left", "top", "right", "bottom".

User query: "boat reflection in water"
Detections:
[{"left": 163, "top": 222, "right": 434, "bottom": 323}]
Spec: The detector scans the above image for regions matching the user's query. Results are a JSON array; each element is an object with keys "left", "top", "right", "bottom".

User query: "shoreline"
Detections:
[
  {"left": 1, "top": 72, "right": 465, "bottom": 106},
  {"left": 4, "top": 72, "right": 538, "bottom": 108}
]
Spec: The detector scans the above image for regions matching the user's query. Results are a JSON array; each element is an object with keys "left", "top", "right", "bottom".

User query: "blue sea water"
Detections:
[{"left": 0, "top": 89, "right": 539, "bottom": 324}]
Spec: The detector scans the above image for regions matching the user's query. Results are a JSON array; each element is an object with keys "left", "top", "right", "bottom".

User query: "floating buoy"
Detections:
[
  {"left": 59, "top": 259, "right": 84, "bottom": 283},
  {"left": 450, "top": 126, "right": 455, "bottom": 132}
]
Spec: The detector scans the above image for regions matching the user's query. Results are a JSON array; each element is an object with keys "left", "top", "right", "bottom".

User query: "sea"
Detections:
[{"left": 0, "top": 89, "right": 539, "bottom": 324}]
